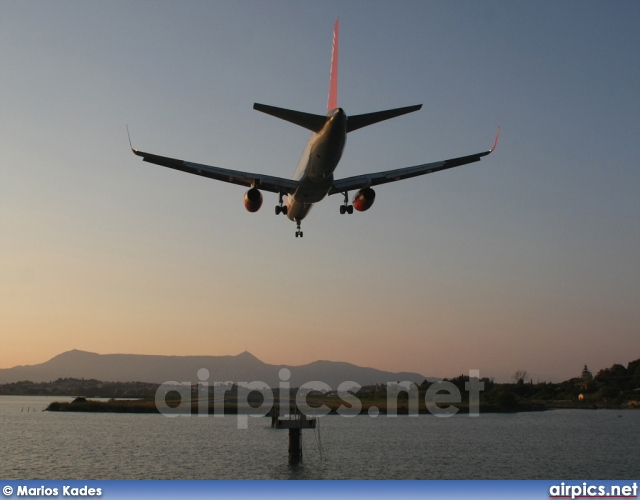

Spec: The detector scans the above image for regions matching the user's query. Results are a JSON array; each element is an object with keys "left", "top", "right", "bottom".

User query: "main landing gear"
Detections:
[
  {"left": 340, "top": 192, "right": 353, "bottom": 214},
  {"left": 295, "top": 219, "right": 303, "bottom": 238},
  {"left": 275, "top": 192, "right": 288, "bottom": 216}
]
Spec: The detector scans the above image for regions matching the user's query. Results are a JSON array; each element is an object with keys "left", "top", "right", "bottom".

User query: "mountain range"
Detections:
[{"left": 0, "top": 350, "right": 431, "bottom": 388}]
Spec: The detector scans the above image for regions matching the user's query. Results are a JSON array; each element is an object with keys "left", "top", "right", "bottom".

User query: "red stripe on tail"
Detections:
[{"left": 327, "top": 18, "right": 339, "bottom": 113}]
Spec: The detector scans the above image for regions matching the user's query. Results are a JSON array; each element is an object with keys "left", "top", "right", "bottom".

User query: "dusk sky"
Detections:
[{"left": 1, "top": 1, "right": 638, "bottom": 382}]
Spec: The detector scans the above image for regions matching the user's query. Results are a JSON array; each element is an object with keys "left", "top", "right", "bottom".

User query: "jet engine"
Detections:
[
  {"left": 352, "top": 187, "right": 376, "bottom": 212},
  {"left": 243, "top": 188, "right": 263, "bottom": 212}
]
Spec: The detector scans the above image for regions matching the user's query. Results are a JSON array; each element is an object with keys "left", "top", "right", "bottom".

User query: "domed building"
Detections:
[{"left": 581, "top": 364, "right": 593, "bottom": 381}]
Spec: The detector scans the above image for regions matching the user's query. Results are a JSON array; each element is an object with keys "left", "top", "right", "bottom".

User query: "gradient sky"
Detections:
[{"left": 1, "top": 1, "right": 639, "bottom": 382}]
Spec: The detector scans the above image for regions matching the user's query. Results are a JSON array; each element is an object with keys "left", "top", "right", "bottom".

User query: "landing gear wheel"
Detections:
[
  {"left": 295, "top": 220, "right": 303, "bottom": 238},
  {"left": 340, "top": 191, "right": 352, "bottom": 214},
  {"left": 276, "top": 193, "right": 288, "bottom": 216}
]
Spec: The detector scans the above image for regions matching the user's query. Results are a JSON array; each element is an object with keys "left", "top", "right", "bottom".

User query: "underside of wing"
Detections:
[
  {"left": 131, "top": 149, "right": 299, "bottom": 195},
  {"left": 329, "top": 129, "right": 499, "bottom": 194}
]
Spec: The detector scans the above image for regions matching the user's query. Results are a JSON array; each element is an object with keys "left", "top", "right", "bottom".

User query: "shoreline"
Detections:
[{"left": 42, "top": 398, "right": 569, "bottom": 415}]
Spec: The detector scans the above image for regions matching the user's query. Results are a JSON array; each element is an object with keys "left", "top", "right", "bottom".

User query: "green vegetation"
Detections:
[
  {"left": 472, "top": 358, "right": 640, "bottom": 410},
  {"left": 297, "top": 358, "right": 640, "bottom": 413},
  {"left": 0, "top": 378, "right": 157, "bottom": 398},
  {"left": 4, "top": 358, "right": 637, "bottom": 414},
  {"left": 47, "top": 397, "right": 158, "bottom": 413}
]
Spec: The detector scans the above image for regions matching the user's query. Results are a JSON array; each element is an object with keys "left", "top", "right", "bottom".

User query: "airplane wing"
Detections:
[
  {"left": 329, "top": 128, "right": 499, "bottom": 195},
  {"left": 130, "top": 148, "right": 299, "bottom": 195}
]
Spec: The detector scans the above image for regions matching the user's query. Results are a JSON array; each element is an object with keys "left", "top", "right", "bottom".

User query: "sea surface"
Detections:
[{"left": 1, "top": 396, "right": 638, "bottom": 480}]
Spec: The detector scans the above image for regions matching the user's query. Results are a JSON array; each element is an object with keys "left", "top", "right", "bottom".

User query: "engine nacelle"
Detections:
[
  {"left": 352, "top": 187, "right": 376, "bottom": 212},
  {"left": 243, "top": 188, "right": 263, "bottom": 212}
]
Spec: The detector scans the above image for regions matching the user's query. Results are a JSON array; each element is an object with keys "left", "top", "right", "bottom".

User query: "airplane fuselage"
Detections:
[{"left": 287, "top": 108, "right": 346, "bottom": 221}]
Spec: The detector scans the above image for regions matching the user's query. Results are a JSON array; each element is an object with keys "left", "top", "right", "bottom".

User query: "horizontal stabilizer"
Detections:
[
  {"left": 347, "top": 104, "right": 422, "bottom": 133},
  {"left": 253, "top": 103, "right": 327, "bottom": 133}
]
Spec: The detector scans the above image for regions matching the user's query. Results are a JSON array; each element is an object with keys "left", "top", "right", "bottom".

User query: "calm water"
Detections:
[{"left": 1, "top": 396, "right": 638, "bottom": 479}]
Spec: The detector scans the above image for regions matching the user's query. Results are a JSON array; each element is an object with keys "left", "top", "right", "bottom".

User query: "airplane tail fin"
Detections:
[
  {"left": 253, "top": 19, "right": 340, "bottom": 131},
  {"left": 254, "top": 19, "right": 421, "bottom": 133},
  {"left": 327, "top": 18, "right": 339, "bottom": 113}
]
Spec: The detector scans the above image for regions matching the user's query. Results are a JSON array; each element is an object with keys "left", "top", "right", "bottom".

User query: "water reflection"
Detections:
[{"left": 1, "top": 397, "right": 638, "bottom": 479}]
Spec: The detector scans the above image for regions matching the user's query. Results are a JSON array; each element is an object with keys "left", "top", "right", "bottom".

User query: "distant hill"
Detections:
[{"left": 0, "top": 350, "right": 432, "bottom": 388}]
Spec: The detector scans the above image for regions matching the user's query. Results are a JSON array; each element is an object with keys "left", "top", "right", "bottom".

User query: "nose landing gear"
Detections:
[{"left": 295, "top": 219, "right": 303, "bottom": 238}]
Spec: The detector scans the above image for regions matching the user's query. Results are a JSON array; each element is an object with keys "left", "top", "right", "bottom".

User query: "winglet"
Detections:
[
  {"left": 490, "top": 126, "right": 500, "bottom": 152},
  {"left": 327, "top": 18, "right": 339, "bottom": 113},
  {"left": 126, "top": 125, "right": 137, "bottom": 154}
]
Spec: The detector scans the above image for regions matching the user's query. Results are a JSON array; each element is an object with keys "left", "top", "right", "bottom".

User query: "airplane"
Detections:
[{"left": 130, "top": 19, "right": 498, "bottom": 237}]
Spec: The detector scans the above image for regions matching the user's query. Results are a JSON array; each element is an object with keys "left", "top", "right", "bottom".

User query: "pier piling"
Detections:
[{"left": 273, "top": 403, "right": 316, "bottom": 461}]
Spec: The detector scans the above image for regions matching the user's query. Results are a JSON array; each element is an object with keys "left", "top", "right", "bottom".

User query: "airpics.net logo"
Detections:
[
  {"left": 549, "top": 482, "right": 638, "bottom": 499},
  {"left": 154, "top": 367, "right": 485, "bottom": 428}
]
